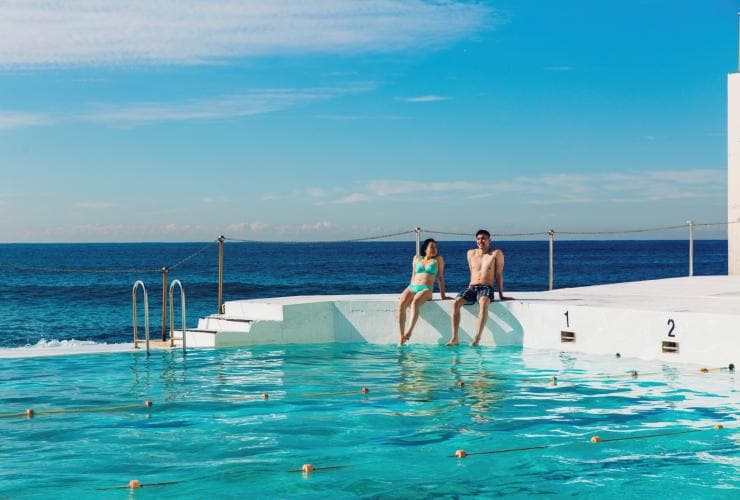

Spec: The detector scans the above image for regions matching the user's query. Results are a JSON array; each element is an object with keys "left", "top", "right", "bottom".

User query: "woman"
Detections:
[{"left": 398, "top": 238, "right": 447, "bottom": 345}]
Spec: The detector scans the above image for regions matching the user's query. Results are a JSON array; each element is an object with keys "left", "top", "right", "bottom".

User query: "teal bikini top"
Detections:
[{"left": 415, "top": 257, "right": 438, "bottom": 276}]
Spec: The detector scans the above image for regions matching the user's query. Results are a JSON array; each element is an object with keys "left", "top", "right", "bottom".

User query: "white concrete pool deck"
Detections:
[{"left": 187, "top": 276, "right": 740, "bottom": 368}]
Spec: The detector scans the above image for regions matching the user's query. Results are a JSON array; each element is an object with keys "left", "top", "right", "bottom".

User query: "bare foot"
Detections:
[
  {"left": 402, "top": 332, "right": 412, "bottom": 344},
  {"left": 445, "top": 338, "right": 459, "bottom": 346},
  {"left": 470, "top": 336, "right": 481, "bottom": 346},
  {"left": 399, "top": 334, "right": 406, "bottom": 346}
]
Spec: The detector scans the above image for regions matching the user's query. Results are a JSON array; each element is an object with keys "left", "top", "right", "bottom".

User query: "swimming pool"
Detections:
[{"left": 1, "top": 344, "right": 737, "bottom": 497}]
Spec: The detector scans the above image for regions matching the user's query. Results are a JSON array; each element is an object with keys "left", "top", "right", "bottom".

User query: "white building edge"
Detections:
[{"left": 729, "top": 66, "right": 740, "bottom": 273}]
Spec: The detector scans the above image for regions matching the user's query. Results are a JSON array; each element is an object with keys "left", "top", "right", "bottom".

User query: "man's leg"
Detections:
[
  {"left": 471, "top": 296, "right": 491, "bottom": 346},
  {"left": 447, "top": 297, "right": 465, "bottom": 346}
]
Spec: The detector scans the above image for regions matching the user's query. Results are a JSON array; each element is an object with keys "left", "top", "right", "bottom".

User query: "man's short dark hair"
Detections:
[{"left": 475, "top": 229, "right": 490, "bottom": 238}]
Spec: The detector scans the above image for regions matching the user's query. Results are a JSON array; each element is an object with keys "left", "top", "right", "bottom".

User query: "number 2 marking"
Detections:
[
  {"left": 667, "top": 319, "right": 675, "bottom": 337},
  {"left": 564, "top": 310, "right": 569, "bottom": 328}
]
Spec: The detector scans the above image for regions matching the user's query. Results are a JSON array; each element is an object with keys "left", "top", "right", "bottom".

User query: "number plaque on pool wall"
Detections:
[{"left": 560, "top": 331, "right": 576, "bottom": 343}]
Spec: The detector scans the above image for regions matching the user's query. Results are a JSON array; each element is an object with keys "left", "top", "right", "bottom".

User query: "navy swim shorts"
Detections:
[{"left": 458, "top": 285, "right": 495, "bottom": 304}]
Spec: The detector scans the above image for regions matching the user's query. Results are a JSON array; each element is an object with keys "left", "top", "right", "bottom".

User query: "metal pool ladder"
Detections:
[
  {"left": 132, "top": 280, "right": 150, "bottom": 354},
  {"left": 168, "top": 279, "right": 186, "bottom": 351}
]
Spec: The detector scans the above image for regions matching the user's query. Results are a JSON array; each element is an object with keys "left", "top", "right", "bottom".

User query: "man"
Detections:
[{"left": 446, "top": 229, "right": 512, "bottom": 346}]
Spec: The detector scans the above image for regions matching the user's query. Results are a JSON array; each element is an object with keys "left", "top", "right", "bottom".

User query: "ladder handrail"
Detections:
[
  {"left": 168, "top": 279, "right": 186, "bottom": 351},
  {"left": 132, "top": 280, "right": 150, "bottom": 354}
]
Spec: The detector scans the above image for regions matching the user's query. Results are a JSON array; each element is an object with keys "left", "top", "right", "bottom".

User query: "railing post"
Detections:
[
  {"left": 161, "top": 267, "right": 168, "bottom": 341},
  {"left": 687, "top": 220, "right": 694, "bottom": 277},
  {"left": 218, "top": 235, "right": 225, "bottom": 314},
  {"left": 415, "top": 227, "right": 421, "bottom": 256},
  {"left": 548, "top": 229, "right": 555, "bottom": 290}
]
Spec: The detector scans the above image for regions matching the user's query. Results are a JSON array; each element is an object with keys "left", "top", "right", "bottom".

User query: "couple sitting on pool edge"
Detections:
[{"left": 397, "top": 229, "right": 512, "bottom": 347}]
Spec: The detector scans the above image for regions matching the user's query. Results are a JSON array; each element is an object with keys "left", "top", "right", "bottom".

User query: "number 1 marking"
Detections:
[{"left": 564, "top": 310, "right": 569, "bottom": 328}]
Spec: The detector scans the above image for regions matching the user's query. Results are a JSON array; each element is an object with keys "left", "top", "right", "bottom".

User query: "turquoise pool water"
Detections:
[{"left": 1, "top": 344, "right": 737, "bottom": 498}]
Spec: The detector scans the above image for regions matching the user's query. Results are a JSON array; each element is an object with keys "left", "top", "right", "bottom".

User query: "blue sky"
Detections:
[{"left": 0, "top": 0, "right": 737, "bottom": 242}]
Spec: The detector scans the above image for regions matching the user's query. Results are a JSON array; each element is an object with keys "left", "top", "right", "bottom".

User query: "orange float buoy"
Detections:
[
  {"left": 128, "top": 479, "right": 141, "bottom": 489},
  {"left": 262, "top": 393, "right": 270, "bottom": 400},
  {"left": 454, "top": 449, "right": 468, "bottom": 458},
  {"left": 590, "top": 436, "right": 601, "bottom": 443},
  {"left": 144, "top": 400, "right": 153, "bottom": 407},
  {"left": 700, "top": 368, "right": 709, "bottom": 373},
  {"left": 301, "top": 464, "right": 314, "bottom": 473},
  {"left": 714, "top": 424, "right": 724, "bottom": 430},
  {"left": 25, "top": 408, "right": 34, "bottom": 418},
  {"left": 361, "top": 387, "right": 369, "bottom": 394}
]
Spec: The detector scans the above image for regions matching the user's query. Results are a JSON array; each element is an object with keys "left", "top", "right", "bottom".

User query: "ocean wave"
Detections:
[{"left": 0, "top": 338, "right": 134, "bottom": 359}]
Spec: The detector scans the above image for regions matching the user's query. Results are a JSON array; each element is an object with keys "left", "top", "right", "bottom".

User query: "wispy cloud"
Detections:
[
  {"left": 300, "top": 221, "right": 334, "bottom": 232},
  {"left": 293, "top": 169, "right": 724, "bottom": 206},
  {"left": 0, "top": 1, "right": 495, "bottom": 68},
  {"left": 0, "top": 111, "right": 56, "bottom": 130},
  {"left": 364, "top": 180, "right": 486, "bottom": 197},
  {"left": 75, "top": 201, "right": 114, "bottom": 209},
  {"left": 0, "top": 85, "right": 374, "bottom": 130},
  {"left": 307, "top": 188, "right": 328, "bottom": 198},
  {"left": 334, "top": 193, "right": 371, "bottom": 204},
  {"left": 225, "top": 222, "right": 271, "bottom": 234},
  {"left": 201, "top": 196, "right": 230, "bottom": 204},
  {"left": 222, "top": 221, "right": 335, "bottom": 236},
  {"left": 83, "top": 85, "right": 374, "bottom": 127},
  {"left": 22, "top": 223, "right": 212, "bottom": 241},
  {"left": 315, "top": 114, "right": 406, "bottom": 121},
  {"left": 396, "top": 95, "right": 450, "bottom": 103}
]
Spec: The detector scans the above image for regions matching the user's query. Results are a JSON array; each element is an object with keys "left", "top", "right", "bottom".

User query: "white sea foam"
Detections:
[{"left": 0, "top": 338, "right": 135, "bottom": 359}]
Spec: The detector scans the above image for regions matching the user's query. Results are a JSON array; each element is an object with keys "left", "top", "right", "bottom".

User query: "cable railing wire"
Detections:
[
  {"left": 223, "top": 229, "right": 416, "bottom": 244},
  {"left": 0, "top": 240, "right": 220, "bottom": 275},
  {"left": 0, "top": 262, "right": 160, "bottom": 274},
  {"left": 695, "top": 220, "right": 740, "bottom": 228},
  {"left": 556, "top": 223, "right": 688, "bottom": 236},
  {"left": 168, "top": 240, "right": 219, "bottom": 271},
  {"left": 423, "top": 229, "right": 545, "bottom": 237}
]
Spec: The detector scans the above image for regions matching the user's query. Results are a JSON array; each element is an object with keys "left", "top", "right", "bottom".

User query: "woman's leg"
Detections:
[
  {"left": 403, "top": 289, "right": 432, "bottom": 341},
  {"left": 397, "top": 289, "right": 415, "bottom": 344}
]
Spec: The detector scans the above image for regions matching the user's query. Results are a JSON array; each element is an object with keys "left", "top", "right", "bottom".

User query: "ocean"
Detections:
[{"left": 0, "top": 240, "right": 727, "bottom": 349}]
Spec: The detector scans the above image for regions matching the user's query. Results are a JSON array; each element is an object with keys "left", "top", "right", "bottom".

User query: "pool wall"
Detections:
[{"left": 187, "top": 276, "right": 740, "bottom": 368}]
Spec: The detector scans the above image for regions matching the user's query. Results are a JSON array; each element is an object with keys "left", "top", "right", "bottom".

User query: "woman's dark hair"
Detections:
[{"left": 420, "top": 238, "right": 438, "bottom": 257}]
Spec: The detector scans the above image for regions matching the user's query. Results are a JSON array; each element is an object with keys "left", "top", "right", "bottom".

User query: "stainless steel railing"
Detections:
[
  {"left": 131, "top": 280, "right": 150, "bottom": 354},
  {"left": 168, "top": 279, "right": 186, "bottom": 351}
]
